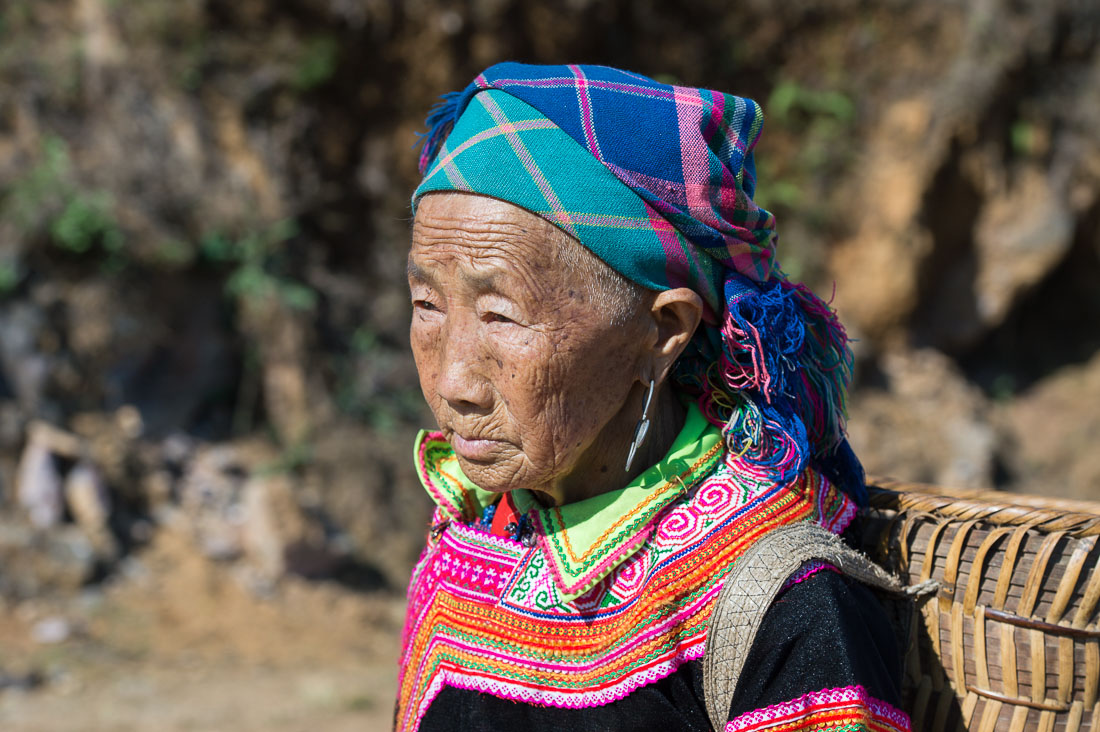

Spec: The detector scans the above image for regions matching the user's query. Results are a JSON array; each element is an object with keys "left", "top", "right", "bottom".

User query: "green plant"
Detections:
[
  {"left": 752, "top": 153, "right": 806, "bottom": 212},
  {"left": 201, "top": 220, "right": 318, "bottom": 311},
  {"left": 343, "top": 695, "right": 375, "bottom": 712},
  {"left": 768, "top": 81, "right": 854, "bottom": 126},
  {"left": 753, "top": 177, "right": 803, "bottom": 211},
  {"left": 177, "top": 36, "right": 207, "bottom": 91},
  {"left": 333, "top": 335, "right": 427, "bottom": 431},
  {"left": 350, "top": 326, "right": 379, "bottom": 355},
  {"left": 2, "top": 135, "right": 125, "bottom": 257},
  {"left": 0, "top": 261, "right": 20, "bottom": 294},
  {"left": 991, "top": 373, "right": 1017, "bottom": 403},
  {"left": 293, "top": 36, "right": 339, "bottom": 91},
  {"left": 50, "top": 191, "right": 123, "bottom": 254},
  {"left": 1010, "top": 120, "right": 1037, "bottom": 157},
  {"left": 4, "top": 136, "right": 69, "bottom": 230},
  {"left": 756, "top": 79, "right": 859, "bottom": 228}
]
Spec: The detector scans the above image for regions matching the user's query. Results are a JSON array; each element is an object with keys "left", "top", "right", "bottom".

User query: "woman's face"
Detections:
[{"left": 408, "top": 193, "right": 652, "bottom": 505}]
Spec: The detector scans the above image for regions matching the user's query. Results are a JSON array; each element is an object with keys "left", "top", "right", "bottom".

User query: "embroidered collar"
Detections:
[{"left": 413, "top": 403, "right": 724, "bottom": 600}]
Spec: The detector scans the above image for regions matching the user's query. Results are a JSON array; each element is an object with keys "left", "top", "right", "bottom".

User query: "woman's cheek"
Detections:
[
  {"left": 410, "top": 320, "right": 442, "bottom": 391},
  {"left": 491, "top": 334, "right": 559, "bottom": 430},
  {"left": 488, "top": 325, "right": 546, "bottom": 371}
]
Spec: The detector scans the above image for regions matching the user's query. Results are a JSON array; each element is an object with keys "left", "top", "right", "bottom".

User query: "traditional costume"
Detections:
[{"left": 397, "top": 63, "right": 910, "bottom": 732}]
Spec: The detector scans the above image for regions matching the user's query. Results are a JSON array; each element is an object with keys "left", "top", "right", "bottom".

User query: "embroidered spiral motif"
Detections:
[
  {"left": 655, "top": 506, "right": 703, "bottom": 544},
  {"left": 694, "top": 476, "right": 734, "bottom": 512}
]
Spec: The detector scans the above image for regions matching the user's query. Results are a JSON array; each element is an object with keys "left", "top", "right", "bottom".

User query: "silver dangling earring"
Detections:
[{"left": 624, "top": 379, "right": 656, "bottom": 472}]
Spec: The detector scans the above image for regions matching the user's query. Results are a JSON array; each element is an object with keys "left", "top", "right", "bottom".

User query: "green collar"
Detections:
[{"left": 413, "top": 403, "right": 724, "bottom": 600}]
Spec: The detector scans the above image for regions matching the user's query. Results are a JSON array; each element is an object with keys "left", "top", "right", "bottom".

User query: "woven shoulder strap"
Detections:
[{"left": 702, "top": 522, "right": 905, "bottom": 730}]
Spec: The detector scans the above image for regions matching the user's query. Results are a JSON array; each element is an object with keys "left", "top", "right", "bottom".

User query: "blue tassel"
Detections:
[
  {"left": 416, "top": 89, "right": 470, "bottom": 174},
  {"left": 724, "top": 392, "right": 810, "bottom": 484},
  {"left": 715, "top": 272, "right": 865, "bottom": 503},
  {"left": 721, "top": 275, "right": 805, "bottom": 403}
]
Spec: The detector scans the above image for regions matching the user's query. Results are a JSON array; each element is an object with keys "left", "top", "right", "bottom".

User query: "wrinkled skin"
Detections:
[{"left": 408, "top": 192, "right": 702, "bottom": 506}]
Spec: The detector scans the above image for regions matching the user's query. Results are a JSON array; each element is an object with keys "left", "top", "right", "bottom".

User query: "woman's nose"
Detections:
[{"left": 436, "top": 322, "right": 493, "bottom": 410}]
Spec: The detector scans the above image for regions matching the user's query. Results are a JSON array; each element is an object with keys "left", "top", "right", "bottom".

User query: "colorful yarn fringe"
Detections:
[{"left": 684, "top": 271, "right": 862, "bottom": 502}]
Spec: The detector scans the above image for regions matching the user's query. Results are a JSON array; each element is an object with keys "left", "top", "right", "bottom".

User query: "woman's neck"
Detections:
[{"left": 530, "top": 384, "right": 687, "bottom": 508}]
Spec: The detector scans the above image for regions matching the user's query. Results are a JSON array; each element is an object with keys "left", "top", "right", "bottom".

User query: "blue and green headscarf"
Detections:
[{"left": 413, "top": 63, "right": 865, "bottom": 505}]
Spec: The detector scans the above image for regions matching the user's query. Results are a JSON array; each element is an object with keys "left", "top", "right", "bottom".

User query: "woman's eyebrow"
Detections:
[
  {"left": 409, "top": 254, "right": 510, "bottom": 298},
  {"left": 407, "top": 259, "right": 432, "bottom": 285},
  {"left": 412, "top": 257, "right": 502, "bottom": 288},
  {"left": 461, "top": 270, "right": 499, "bottom": 293}
]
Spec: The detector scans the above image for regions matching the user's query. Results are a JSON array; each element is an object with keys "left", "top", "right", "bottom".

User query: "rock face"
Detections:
[
  {"left": 0, "top": 0, "right": 1098, "bottom": 599},
  {"left": 848, "top": 350, "right": 997, "bottom": 490},
  {"left": 0, "top": 521, "right": 98, "bottom": 598},
  {"left": 996, "top": 351, "right": 1100, "bottom": 501},
  {"left": 15, "top": 437, "right": 64, "bottom": 530}
]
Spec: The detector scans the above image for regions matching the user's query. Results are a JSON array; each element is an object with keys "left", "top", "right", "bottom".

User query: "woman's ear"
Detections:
[{"left": 647, "top": 288, "right": 703, "bottom": 384}]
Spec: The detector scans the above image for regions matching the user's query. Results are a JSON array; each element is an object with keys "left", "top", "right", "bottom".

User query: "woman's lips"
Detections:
[{"left": 451, "top": 434, "right": 505, "bottom": 461}]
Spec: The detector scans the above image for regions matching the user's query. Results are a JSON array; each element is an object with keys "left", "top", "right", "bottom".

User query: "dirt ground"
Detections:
[{"left": 0, "top": 529, "right": 405, "bottom": 731}]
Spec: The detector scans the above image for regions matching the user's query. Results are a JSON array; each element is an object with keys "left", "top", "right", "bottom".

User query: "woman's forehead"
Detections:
[
  {"left": 410, "top": 194, "right": 570, "bottom": 280},
  {"left": 413, "top": 192, "right": 560, "bottom": 241}
]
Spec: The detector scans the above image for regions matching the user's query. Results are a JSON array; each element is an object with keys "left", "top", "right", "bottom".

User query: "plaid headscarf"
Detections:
[{"left": 413, "top": 63, "right": 864, "bottom": 504}]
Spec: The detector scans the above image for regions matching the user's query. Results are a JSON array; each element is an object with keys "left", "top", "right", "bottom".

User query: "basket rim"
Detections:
[{"left": 866, "top": 476, "right": 1100, "bottom": 537}]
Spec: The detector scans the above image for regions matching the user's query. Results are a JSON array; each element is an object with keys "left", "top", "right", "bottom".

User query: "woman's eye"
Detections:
[
  {"left": 413, "top": 300, "right": 440, "bottom": 312},
  {"left": 486, "top": 312, "right": 514, "bottom": 324}
]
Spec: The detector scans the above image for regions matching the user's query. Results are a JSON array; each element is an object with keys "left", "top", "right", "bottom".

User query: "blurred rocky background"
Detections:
[{"left": 0, "top": 0, "right": 1097, "bottom": 728}]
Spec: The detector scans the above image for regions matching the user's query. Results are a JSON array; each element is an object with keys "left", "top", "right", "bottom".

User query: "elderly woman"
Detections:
[{"left": 396, "top": 63, "right": 908, "bottom": 732}]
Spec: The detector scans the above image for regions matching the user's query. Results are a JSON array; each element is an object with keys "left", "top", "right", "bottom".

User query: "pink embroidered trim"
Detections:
[
  {"left": 424, "top": 640, "right": 710, "bottom": 717},
  {"left": 779, "top": 560, "right": 839, "bottom": 592},
  {"left": 725, "top": 685, "right": 911, "bottom": 732}
]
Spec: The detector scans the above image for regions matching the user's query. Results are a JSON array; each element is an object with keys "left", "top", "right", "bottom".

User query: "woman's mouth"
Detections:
[{"left": 451, "top": 433, "right": 505, "bottom": 461}]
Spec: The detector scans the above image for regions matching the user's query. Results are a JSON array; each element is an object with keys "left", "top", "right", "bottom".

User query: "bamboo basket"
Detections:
[{"left": 861, "top": 479, "right": 1100, "bottom": 732}]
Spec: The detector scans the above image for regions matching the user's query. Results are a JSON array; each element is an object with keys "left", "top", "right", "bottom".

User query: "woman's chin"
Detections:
[{"left": 453, "top": 453, "right": 523, "bottom": 495}]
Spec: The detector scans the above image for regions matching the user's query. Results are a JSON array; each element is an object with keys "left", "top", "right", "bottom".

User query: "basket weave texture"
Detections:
[{"left": 862, "top": 479, "right": 1100, "bottom": 732}]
